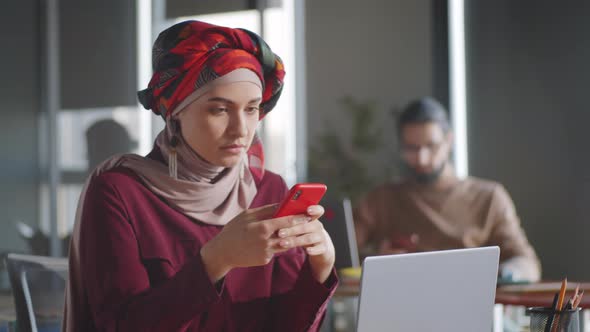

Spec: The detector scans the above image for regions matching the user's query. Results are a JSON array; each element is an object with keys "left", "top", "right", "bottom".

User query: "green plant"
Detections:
[{"left": 308, "top": 96, "right": 390, "bottom": 202}]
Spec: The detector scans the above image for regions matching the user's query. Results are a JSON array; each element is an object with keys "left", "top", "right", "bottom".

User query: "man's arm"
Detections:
[{"left": 487, "top": 185, "right": 541, "bottom": 282}]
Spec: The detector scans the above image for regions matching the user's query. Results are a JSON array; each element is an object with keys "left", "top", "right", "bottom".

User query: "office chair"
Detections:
[{"left": 4, "top": 253, "right": 68, "bottom": 332}]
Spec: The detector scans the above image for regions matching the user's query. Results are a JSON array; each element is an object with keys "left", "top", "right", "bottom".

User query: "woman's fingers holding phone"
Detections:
[
  {"left": 237, "top": 203, "right": 279, "bottom": 223},
  {"left": 275, "top": 205, "right": 323, "bottom": 239},
  {"left": 248, "top": 204, "right": 324, "bottom": 253},
  {"left": 277, "top": 219, "right": 325, "bottom": 249},
  {"left": 256, "top": 213, "right": 311, "bottom": 237},
  {"left": 304, "top": 236, "right": 328, "bottom": 256},
  {"left": 305, "top": 204, "right": 324, "bottom": 219}
]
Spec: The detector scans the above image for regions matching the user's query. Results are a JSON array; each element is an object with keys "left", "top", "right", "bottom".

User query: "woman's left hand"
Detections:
[{"left": 276, "top": 205, "right": 335, "bottom": 283}]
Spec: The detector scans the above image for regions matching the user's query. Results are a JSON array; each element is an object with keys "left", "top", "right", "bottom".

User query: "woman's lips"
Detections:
[{"left": 220, "top": 144, "right": 245, "bottom": 154}]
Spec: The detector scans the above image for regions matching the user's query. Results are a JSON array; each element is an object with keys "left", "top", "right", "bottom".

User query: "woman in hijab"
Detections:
[{"left": 63, "top": 21, "right": 337, "bottom": 332}]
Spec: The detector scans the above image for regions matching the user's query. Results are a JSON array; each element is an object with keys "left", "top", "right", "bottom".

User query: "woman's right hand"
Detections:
[{"left": 200, "top": 204, "right": 311, "bottom": 283}]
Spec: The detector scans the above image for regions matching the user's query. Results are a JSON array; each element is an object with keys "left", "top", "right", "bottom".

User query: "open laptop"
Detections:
[
  {"left": 356, "top": 246, "right": 500, "bottom": 332},
  {"left": 320, "top": 198, "right": 360, "bottom": 269}
]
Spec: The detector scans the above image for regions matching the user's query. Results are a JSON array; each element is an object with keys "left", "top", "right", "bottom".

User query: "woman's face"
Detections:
[{"left": 177, "top": 81, "right": 262, "bottom": 167}]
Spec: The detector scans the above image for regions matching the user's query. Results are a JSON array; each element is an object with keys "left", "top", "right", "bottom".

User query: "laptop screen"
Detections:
[{"left": 356, "top": 246, "right": 499, "bottom": 332}]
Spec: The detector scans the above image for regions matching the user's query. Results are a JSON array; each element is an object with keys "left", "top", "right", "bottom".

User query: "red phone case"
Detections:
[{"left": 273, "top": 183, "right": 327, "bottom": 218}]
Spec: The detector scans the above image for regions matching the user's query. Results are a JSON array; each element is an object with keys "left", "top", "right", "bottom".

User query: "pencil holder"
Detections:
[{"left": 526, "top": 307, "right": 581, "bottom": 332}]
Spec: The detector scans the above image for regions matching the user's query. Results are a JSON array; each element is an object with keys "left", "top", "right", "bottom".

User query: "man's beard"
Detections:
[{"left": 404, "top": 161, "right": 446, "bottom": 184}]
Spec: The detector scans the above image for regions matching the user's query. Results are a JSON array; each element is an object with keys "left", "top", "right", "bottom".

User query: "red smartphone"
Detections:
[{"left": 273, "top": 183, "right": 327, "bottom": 218}]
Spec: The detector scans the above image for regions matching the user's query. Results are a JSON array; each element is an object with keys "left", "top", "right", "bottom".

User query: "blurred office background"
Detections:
[{"left": 1, "top": 0, "right": 590, "bottom": 286}]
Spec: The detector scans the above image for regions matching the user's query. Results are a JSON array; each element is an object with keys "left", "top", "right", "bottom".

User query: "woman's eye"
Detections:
[
  {"left": 246, "top": 106, "right": 260, "bottom": 114},
  {"left": 210, "top": 107, "right": 227, "bottom": 114}
]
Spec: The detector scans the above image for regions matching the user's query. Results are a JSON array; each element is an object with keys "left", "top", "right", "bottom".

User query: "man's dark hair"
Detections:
[{"left": 396, "top": 97, "right": 450, "bottom": 136}]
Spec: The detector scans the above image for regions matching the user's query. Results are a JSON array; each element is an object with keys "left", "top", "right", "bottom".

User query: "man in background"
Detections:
[{"left": 354, "top": 97, "right": 541, "bottom": 281}]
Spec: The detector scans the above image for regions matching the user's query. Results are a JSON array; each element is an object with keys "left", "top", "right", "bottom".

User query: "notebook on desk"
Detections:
[{"left": 356, "top": 246, "right": 500, "bottom": 332}]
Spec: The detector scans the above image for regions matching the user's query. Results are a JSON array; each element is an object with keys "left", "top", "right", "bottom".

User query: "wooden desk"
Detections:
[
  {"left": 331, "top": 281, "right": 590, "bottom": 332},
  {"left": 335, "top": 281, "right": 590, "bottom": 308},
  {"left": 496, "top": 282, "right": 590, "bottom": 308}
]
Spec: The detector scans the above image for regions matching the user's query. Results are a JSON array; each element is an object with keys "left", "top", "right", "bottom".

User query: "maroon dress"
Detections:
[{"left": 63, "top": 153, "right": 337, "bottom": 332}]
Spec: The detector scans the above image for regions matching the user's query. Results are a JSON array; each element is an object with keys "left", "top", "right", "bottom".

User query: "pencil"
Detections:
[
  {"left": 573, "top": 290, "right": 584, "bottom": 309},
  {"left": 545, "top": 292, "right": 559, "bottom": 332},
  {"left": 551, "top": 278, "right": 568, "bottom": 332},
  {"left": 572, "top": 285, "right": 580, "bottom": 301},
  {"left": 557, "top": 278, "right": 568, "bottom": 310}
]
